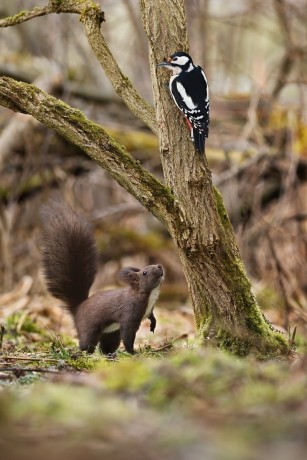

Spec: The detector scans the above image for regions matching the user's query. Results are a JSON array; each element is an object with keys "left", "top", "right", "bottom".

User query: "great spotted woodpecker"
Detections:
[{"left": 157, "top": 51, "right": 210, "bottom": 155}]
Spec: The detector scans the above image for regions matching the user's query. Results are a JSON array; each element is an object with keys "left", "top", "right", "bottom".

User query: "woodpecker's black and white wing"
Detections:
[{"left": 169, "top": 66, "right": 210, "bottom": 155}]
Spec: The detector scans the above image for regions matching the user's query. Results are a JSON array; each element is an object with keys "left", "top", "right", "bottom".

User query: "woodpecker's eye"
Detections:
[
  {"left": 172, "top": 57, "right": 178, "bottom": 61},
  {"left": 143, "top": 270, "right": 148, "bottom": 276}
]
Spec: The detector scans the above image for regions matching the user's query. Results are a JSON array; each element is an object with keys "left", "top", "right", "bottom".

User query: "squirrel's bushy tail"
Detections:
[{"left": 41, "top": 201, "right": 98, "bottom": 312}]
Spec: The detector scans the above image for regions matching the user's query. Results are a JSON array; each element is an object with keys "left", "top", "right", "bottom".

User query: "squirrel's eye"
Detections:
[{"left": 143, "top": 270, "right": 148, "bottom": 276}]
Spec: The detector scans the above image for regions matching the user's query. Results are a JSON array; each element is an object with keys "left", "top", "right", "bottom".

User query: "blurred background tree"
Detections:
[{"left": 0, "top": 0, "right": 306, "bottom": 347}]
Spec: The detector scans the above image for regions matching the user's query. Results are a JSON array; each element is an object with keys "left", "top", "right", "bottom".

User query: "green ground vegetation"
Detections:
[{"left": 0, "top": 312, "right": 306, "bottom": 460}]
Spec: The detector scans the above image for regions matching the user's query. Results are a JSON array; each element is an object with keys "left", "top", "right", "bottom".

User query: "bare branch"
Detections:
[
  {"left": 273, "top": 0, "right": 293, "bottom": 47},
  {"left": 0, "top": 63, "right": 62, "bottom": 168},
  {"left": 0, "top": 77, "right": 173, "bottom": 229},
  {"left": 80, "top": 12, "right": 157, "bottom": 134},
  {"left": 0, "top": 0, "right": 92, "bottom": 26},
  {"left": 267, "top": 230, "right": 292, "bottom": 330},
  {"left": 271, "top": 52, "right": 294, "bottom": 99},
  {"left": 0, "top": 0, "right": 157, "bottom": 134},
  {"left": 0, "top": 6, "right": 52, "bottom": 27},
  {"left": 0, "top": 367, "right": 60, "bottom": 374},
  {"left": 270, "top": 0, "right": 305, "bottom": 100}
]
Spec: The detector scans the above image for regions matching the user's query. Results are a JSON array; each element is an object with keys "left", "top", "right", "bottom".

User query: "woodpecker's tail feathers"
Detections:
[{"left": 193, "top": 128, "right": 206, "bottom": 155}]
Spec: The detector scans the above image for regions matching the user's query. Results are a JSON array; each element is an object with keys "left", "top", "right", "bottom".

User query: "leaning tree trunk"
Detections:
[
  {"left": 0, "top": 0, "right": 289, "bottom": 356},
  {"left": 140, "top": 0, "right": 288, "bottom": 356}
]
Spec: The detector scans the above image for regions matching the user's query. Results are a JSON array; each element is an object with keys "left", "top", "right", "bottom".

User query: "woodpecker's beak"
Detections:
[{"left": 157, "top": 57, "right": 172, "bottom": 68}]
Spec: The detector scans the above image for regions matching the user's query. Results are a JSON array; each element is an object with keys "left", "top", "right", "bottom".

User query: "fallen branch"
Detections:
[
  {"left": 153, "top": 333, "right": 188, "bottom": 352},
  {"left": 0, "top": 367, "right": 61, "bottom": 374},
  {"left": 1, "top": 356, "right": 60, "bottom": 363}
]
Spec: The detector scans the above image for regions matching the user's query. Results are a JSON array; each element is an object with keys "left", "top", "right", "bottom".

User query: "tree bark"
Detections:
[{"left": 0, "top": 0, "right": 289, "bottom": 356}]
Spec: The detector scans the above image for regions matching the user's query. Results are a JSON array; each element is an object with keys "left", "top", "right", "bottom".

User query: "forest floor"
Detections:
[{"left": 0, "top": 303, "right": 307, "bottom": 460}]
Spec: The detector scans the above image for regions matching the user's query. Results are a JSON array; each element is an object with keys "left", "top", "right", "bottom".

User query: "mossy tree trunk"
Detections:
[
  {"left": 139, "top": 0, "right": 288, "bottom": 357},
  {"left": 0, "top": 0, "right": 289, "bottom": 356}
]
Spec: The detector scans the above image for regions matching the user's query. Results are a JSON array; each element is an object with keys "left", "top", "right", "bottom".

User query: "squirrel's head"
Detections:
[{"left": 118, "top": 264, "right": 164, "bottom": 293}]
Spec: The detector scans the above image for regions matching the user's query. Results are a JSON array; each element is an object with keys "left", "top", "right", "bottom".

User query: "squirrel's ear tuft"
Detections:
[{"left": 118, "top": 267, "right": 140, "bottom": 288}]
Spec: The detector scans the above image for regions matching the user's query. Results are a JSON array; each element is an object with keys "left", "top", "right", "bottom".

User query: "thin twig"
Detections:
[
  {"left": 289, "top": 325, "right": 297, "bottom": 348},
  {"left": 1, "top": 356, "right": 60, "bottom": 363},
  {"left": 0, "top": 325, "right": 5, "bottom": 350},
  {"left": 267, "top": 231, "right": 292, "bottom": 330},
  {"left": 153, "top": 333, "right": 188, "bottom": 352},
  {"left": 282, "top": 213, "right": 307, "bottom": 224},
  {"left": 91, "top": 203, "right": 145, "bottom": 221},
  {"left": 0, "top": 6, "right": 52, "bottom": 27},
  {"left": 152, "top": 343, "right": 173, "bottom": 352},
  {"left": 0, "top": 367, "right": 61, "bottom": 374},
  {"left": 273, "top": 0, "right": 293, "bottom": 46},
  {"left": 214, "top": 150, "right": 268, "bottom": 187},
  {"left": 271, "top": 0, "right": 297, "bottom": 100}
]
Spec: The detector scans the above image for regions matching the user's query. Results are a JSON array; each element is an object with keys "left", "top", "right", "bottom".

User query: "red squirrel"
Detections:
[{"left": 41, "top": 201, "right": 164, "bottom": 354}]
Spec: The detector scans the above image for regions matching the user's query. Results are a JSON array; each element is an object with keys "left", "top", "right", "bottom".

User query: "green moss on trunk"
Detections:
[{"left": 215, "top": 327, "right": 289, "bottom": 358}]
